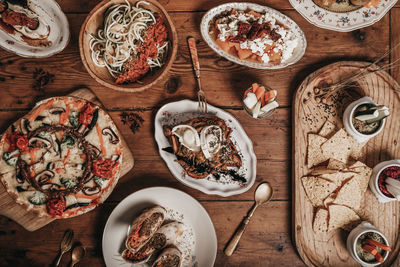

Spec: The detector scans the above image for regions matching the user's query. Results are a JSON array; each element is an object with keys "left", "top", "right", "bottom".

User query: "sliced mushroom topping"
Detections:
[
  {"left": 102, "top": 127, "right": 119, "bottom": 144},
  {"left": 49, "top": 107, "right": 65, "bottom": 115},
  {"left": 41, "top": 183, "right": 61, "bottom": 191},
  {"left": 87, "top": 145, "right": 101, "bottom": 159},
  {"left": 35, "top": 170, "right": 54, "bottom": 185},
  {"left": 82, "top": 186, "right": 100, "bottom": 196},
  {"left": 29, "top": 136, "right": 52, "bottom": 149},
  {"left": 20, "top": 118, "right": 29, "bottom": 134}
]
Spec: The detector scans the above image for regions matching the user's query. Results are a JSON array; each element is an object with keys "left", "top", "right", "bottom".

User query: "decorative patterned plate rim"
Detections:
[
  {"left": 0, "top": 0, "right": 70, "bottom": 58},
  {"left": 200, "top": 2, "right": 307, "bottom": 70},
  {"left": 289, "top": 0, "right": 398, "bottom": 32},
  {"left": 154, "top": 100, "right": 257, "bottom": 197}
]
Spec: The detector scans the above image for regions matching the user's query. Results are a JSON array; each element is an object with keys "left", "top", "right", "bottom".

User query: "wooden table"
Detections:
[{"left": 0, "top": 0, "right": 399, "bottom": 266}]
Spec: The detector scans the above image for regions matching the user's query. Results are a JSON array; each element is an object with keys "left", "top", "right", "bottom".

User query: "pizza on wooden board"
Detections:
[{"left": 0, "top": 96, "right": 123, "bottom": 218}]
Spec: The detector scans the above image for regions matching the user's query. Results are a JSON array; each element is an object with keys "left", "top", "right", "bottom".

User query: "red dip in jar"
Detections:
[{"left": 378, "top": 166, "right": 400, "bottom": 198}]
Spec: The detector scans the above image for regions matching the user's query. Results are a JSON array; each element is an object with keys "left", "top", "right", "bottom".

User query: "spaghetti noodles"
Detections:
[{"left": 89, "top": 0, "right": 169, "bottom": 84}]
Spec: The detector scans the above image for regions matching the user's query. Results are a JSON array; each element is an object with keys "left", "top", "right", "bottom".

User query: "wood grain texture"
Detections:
[
  {"left": 55, "top": 0, "right": 400, "bottom": 13},
  {"left": 0, "top": 89, "right": 134, "bottom": 231},
  {"left": 293, "top": 61, "right": 400, "bottom": 267},
  {"left": 0, "top": 12, "right": 390, "bottom": 110}
]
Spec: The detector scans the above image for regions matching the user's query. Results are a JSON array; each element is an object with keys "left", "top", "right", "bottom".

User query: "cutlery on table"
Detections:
[
  {"left": 69, "top": 245, "right": 86, "bottom": 267},
  {"left": 54, "top": 229, "right": 74, "bottom": 266},
  {"left": 224, "top": 182, "right": 273, "bottom": 256},
  {"left": 187, "top": 37, "right": 207, "bottom": 113}
]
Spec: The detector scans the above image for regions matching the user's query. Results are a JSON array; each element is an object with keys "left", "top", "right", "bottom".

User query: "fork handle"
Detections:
[
  {"left": 187, "top": 37, "right": 200, "bottom": 78},
  {"left": 54, "top": 250, "right": 65, "bottom": 267}
]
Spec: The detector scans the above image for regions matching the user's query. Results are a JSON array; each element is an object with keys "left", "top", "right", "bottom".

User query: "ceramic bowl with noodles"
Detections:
[{"left": 79, "top": 0, "right": 178, "bottom": 93}]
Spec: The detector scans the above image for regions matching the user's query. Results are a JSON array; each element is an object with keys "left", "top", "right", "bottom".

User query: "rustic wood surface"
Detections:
[
  {"left": 0, "top": 0, "right": 398, "bottom": 266},
  {"left": 293, "top": 61, "right": 400, "bottom": 267}
]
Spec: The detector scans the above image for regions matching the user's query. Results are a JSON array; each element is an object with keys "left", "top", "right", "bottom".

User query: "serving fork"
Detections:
[
  {"left": 187, "top": 37, "right": 207, "bottom": 113},
  {"left": 54, "top": 229, "right": 74, "bottom": 266}
]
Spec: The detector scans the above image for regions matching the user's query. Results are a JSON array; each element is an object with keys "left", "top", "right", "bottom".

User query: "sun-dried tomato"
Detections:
[
  {"left": 79, "top": 103, "right": 97, "bottom": 126},
  {"left": 46, "top": 198, "right": 66, "bottom": 217},
  {"left": 237, "top": 22, "right": 251, "bottom": 36},
  {"left": 5, "top": 131, "right": 23, "bottom": 152},
  {"left": 92, "top": 158, "right": 119, "bottom": 179},
  {"left": 378, "top": 166, "right": 400, "bottom": 198},
  {"left": 16, "top": 135, "right": 29, "bottom": 151}
]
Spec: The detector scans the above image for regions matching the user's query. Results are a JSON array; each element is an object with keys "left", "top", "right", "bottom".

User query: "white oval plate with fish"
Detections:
[
  {"left": 154, "top": 100, "right": 257, "bottom": 197},
  {"left": 200, "top": 2, "right": 307, "bottom": 69},
  {"left": 0, "top": 0, "right": 69, "bottom": 58},
  {"left": 289, "top": 0, "right": 397, "bottom": 32},
  {"left": 102, "top": 187, "right": 217, "bottom": 267}
]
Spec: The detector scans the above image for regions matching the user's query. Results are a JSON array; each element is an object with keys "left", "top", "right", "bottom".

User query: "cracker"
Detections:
[
  {"left": 332, "top": 177, "right": 363, "bottom": 211},
  {"left": 350, "top": 161, "right": 372, "bottom": 193},
  {"left": 302, "top": 176, "right": 337, "bottom": 207},
  {"left": 319, "top": 120, "right": 336, "bottom": 138},
  {"left": 327, "top": 158, "right": 347, "bottom": 170},
  {"left": 328, "top": 205, "right": 360, "bottom": 231},
  {"left": 320, "top": 171, "right": 356, "bottom": 187},
  {"left": 313, "top": 208, "right": 328, "bottom": 233},
  {"left": 307, "top": 134, "right": 328, "bottom": 168},
  {"left": 321, "top": 129, "right": 359, "bottom": 164}
]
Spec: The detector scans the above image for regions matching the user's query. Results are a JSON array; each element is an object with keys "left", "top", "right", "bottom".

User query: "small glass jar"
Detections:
[{"left": 242, "top": 85, "right": 277, "bottom": 119}]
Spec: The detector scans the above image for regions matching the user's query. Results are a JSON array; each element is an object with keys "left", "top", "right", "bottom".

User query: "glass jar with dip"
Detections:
[
  {"left": 343, "top": 96, "right": 389, "bottom": 143},
  {"left": 347, "top": 221, "right": 391, "bottom": 266},
  {"left": 370, "top": 160, "right": 400, "bottom": 203},
  {"left": 243, "top": 83, "right": 279, "bottom": 119}
]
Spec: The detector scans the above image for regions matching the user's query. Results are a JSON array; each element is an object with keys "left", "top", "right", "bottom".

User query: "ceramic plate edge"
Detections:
[
  {"left": 200, "top": 2, "right": 307, "bottom": 69},
  {"left": 154, "top": 100, "right": 257, "bottom": 197},
  {"left": 102, "top": 186, "right": 217, "bottom": 267}
]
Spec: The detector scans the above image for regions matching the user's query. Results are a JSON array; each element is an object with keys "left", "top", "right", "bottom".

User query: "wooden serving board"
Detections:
[
  {"left": 0, "top": 88, "right": 134, "bottom": 231},
  {"left": 293, "top": 61, "right": 400, "bottom": 266}
]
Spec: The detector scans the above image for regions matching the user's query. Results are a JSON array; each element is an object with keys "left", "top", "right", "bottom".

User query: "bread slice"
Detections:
[
  {"left": 319, "top": 120, "right": 336, "bottom": 138},
  {"left": 307, "top": 134, "right": 328, "bottom": 168},
  {"left": 328, "top": 205, "right": 360, "bottom": 231},
  {"left": 313, "top": 208, "right": 328, "bottom": 233},
  {"left": 302, "top": 176, "right": 337, "bottom": 207}
]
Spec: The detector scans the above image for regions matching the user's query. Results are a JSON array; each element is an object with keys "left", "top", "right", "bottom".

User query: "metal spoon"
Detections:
[
  {"left": 69, "top": 245, "right": 85, "bottom": 267},
  {"left": 224, "top": 182, "right": 273, "bottom": 256}
]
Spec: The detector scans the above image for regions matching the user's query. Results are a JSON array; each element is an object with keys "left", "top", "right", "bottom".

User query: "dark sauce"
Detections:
[{"left": 162, "top": 147, "right": 246, "bottom": 183}]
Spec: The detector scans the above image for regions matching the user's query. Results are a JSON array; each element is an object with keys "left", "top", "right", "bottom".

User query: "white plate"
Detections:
[
  {"left": 154, "top": 100, "right": 257, "bottom": 197},
  {"left": 200, "top": 2, "right": 307, "bottom": 69},
  {"left": 289, "top": 0, "right": 397, "bottom": 32},
  {"left": 0, "top": 0, "right": 70, "bottom": 58},
  {"left": 102, "top": 187, "right": 217, "bottom": 267}
]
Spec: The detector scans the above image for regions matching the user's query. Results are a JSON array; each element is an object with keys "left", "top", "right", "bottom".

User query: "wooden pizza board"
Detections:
[
  {"left": 293, "top": 61, "right": 400, "bottom": 266},
  {"left": 0, "top": 88, "right": 134, "bottom": 231}
]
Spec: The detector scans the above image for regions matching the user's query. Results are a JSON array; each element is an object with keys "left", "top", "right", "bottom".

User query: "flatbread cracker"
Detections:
[
  {"left": 350, "top": 161, "right": 372, "bottom": 193},
  {"left": 320, "top": 171, "right": 356, "bottom": 187},
  {"left": 332, "top": 177, "right": 363, "bottom": 211},
  {"left": 307, "top": 134, "right": 328, "bottom": 168},
  {"left": 328, "top": 205, "right": 360, "bottom": 231},
  {"left": 327, "top": 159, "right": 347, "bottom": 170},
  {"left": 321, "top": 129, "right": 364, "bottom": 164},
  {"left": 302, "top": 176, "right": 337, "bottom": 207},
  {"left": 319, "top": 120, "right": 336, "bottom": 138},
  {"left": 313, "top": 208, "right": 328, "bottom": 233}
]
